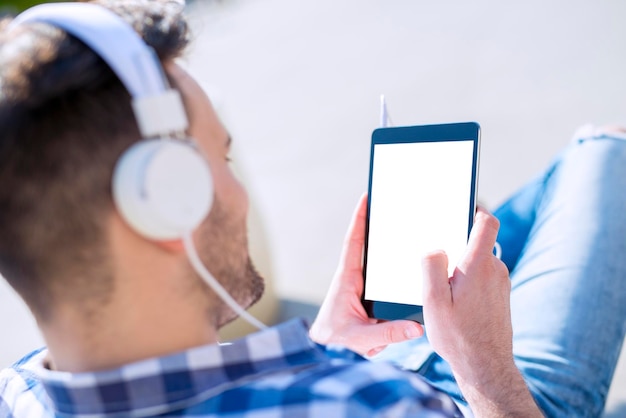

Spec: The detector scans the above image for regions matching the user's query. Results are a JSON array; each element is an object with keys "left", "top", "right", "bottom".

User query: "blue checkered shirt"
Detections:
[{"left": 0, "top": 318, "right": 461, "bottom": 417}]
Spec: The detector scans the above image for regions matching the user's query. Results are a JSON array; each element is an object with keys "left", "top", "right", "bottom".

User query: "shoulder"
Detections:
[{"left": 0, "top": 348, "right": 53, "bottom": 417}]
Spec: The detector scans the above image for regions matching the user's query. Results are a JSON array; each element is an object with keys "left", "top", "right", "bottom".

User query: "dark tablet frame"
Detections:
[{"left": 362, "top": 122, "right": 481, "bottom": 324}]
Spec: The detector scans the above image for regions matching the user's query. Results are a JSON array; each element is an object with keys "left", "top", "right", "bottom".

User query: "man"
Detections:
[{"left": 0, "top": 1, "right": 623, "bottom": 417}]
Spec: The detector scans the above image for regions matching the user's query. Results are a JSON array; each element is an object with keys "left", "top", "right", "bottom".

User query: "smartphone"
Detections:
[{"left": 362, "top": 122, "right": 481, "bottom": 323}]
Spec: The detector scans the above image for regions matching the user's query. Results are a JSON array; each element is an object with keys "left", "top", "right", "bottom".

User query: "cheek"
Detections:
[
  {"left": 227, "top": 174, "right": 248, "bottom": 216},
  {"left": 210, "top": 163, "right": 248, "bottom": 216}
]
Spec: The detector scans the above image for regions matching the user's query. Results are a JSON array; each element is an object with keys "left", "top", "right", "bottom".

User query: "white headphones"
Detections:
[
  {"left": 11, "top": 2, "right": 213, "bottom": 241},
  {"left": 11, "top": 3, "right": 269, "bottom": 331}
]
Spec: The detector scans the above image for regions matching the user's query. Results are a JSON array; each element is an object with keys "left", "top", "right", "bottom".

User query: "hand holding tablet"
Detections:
[{"left": 362, "top": 122, "right": 481, "bottom": 323}]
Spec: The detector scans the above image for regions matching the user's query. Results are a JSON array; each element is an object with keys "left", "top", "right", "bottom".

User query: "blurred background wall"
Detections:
[{"left": 185, "top": 0, "right": 626, "bottom": 302}]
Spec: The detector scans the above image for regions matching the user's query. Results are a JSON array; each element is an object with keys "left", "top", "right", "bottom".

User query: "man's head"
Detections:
[{"left": 0, "top": 0, "right": 263, "bottom": 331}]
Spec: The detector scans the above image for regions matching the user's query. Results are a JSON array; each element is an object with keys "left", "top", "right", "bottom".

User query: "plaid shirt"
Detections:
[{"left": 0, "top": 318, "right": 461, "bottom": 417}]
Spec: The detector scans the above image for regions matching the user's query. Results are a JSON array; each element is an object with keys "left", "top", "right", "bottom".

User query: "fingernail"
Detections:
[
  {"left": 367, "top": 346, "right": 384, "bottom": 357},
  {"left": 404, "top": 326, "right": 421, "bottom": 339}
]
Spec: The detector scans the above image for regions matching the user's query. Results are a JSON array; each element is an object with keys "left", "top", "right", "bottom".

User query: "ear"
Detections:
[
  {"left": 111, "top": 210, "right": 187, "bottom": 253},
  {"left": 155, "top": 239, "right": 185, "bottom": 253}
]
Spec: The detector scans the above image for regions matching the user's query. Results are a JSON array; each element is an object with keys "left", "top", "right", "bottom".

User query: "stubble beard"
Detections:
[{"left": 196, "top": 198, "right": 265, "bottom": 328}]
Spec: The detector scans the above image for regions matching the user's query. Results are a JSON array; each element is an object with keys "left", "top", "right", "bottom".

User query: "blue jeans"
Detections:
[{"left": 376, "top": 128, "right": 626, "bottom": 417}]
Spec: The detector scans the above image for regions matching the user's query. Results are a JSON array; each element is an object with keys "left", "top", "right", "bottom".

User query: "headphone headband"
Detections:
[
  {"left": 9, "top": 2, "right": 213, "bottom": 240},
  {"left": 10, "top": 2, "right": 188, "bottom": 137},
  {"left": 6, "top": 1, "right": 264, "bottom": 330}
]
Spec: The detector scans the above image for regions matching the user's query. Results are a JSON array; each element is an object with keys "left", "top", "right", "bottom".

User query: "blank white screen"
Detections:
[{"left": 364, "top": 140, "right": 475, "bottom": 306}]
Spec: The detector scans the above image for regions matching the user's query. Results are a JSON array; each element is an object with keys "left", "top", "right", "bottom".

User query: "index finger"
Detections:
[{"left": 465, "top": 207, "right": 500, "bottom": 259}]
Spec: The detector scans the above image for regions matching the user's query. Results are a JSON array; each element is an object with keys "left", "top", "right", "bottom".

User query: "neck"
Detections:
[
  {"left": 41, "top": 287, "right": 217, "bottom": 373},
  {"left": 39, "top": 219, "right": 219, "bottom": 373}
]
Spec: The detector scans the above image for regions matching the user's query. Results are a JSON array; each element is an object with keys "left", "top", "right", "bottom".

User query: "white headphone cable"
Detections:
[{"left": 182, "top": 233, "right": 268, "bottom": 331}]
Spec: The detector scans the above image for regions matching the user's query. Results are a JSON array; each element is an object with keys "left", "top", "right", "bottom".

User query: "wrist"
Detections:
[{"left": 454, "top": 361, "right": 542, "bottom": 418}]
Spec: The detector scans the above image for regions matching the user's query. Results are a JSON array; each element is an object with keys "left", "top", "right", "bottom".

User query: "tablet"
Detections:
[{"left": 362, "top": 122, "right": 480, "bottom": 323}]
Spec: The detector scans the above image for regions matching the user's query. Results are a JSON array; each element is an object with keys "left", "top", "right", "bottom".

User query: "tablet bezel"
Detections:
[{"left": 362, "top": 122, "right": 481, "bottom": 323}]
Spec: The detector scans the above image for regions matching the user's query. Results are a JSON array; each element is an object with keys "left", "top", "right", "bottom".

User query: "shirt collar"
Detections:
[{"left": 33, "top": 318, "right": 333, "bottom": 417}]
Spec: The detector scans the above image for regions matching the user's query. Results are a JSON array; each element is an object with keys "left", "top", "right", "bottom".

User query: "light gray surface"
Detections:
[
  {"left": 1, "top": 0, "right": 624, "bottom": 414},
  {"left": 186, "top": 0, "right": 626, "bottom": 303}
]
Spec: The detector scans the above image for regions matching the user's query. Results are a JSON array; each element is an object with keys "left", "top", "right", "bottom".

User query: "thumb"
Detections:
[
  {"left": 359, "top": 320, "right": 423, "bottom": 351},
  {"left": 422, "top": 250, "right": 451, "bottom": 308},
  {"left": 357, "top": 320, "right": 424, "bottom": 355}
]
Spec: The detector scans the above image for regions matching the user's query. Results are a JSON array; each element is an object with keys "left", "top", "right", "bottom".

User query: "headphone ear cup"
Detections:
[{"left": 112, "top": 139, "right": 213, "bottom": 241}]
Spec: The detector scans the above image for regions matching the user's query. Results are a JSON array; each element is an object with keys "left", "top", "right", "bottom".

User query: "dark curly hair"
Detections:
[{"left": 0, "top": 0, "right": 190, "bottom": 318}]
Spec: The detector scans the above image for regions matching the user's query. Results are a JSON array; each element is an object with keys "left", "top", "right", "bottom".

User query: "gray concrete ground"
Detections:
[{"left": 1, "top": 0, "right": 625, "bottom": 415}]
